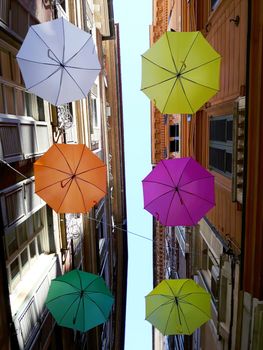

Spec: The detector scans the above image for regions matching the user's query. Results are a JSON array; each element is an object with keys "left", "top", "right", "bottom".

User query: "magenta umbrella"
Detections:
[{"left": 142, "top": 157, "right": 215, "bottom": 226}]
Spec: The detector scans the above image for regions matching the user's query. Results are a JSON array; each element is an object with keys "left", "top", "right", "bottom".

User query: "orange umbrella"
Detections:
[{"left": 34, "top": 144, "right": 106, "bottom": 213}]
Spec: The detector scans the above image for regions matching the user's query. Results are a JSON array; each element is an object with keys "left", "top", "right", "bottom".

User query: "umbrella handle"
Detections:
[{"left": 48, "top": 49, "right": 60, "bottom": 64}]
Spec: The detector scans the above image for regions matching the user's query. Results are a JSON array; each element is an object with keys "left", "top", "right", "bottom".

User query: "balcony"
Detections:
[{"left": 0, "top": 115, "right": 50, "bottom": 163}]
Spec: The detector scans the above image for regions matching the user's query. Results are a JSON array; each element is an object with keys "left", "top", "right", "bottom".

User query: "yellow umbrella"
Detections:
[
  {"left": 141, "top": 31, "right": 221, "bottom": 114},
  {"left": 145, "top": 279, "right": 211, "bottom": 335}
]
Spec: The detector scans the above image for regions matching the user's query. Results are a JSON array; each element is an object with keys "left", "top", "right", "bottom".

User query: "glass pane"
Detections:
[
  {"left": 37, "top": 97, "right": 45, "bottom": 121},
  {"left": 169, "top": 125, "right": 176, "bottom": 137},
  {"left": 10, "top": 258, "right": 19, "bottom": 279},
  {"left": 29, "top": 241, "right": 36, "bottom": 259},
  {"left": 25, "top": 92, "right": 33, "bottom": 117},
  {"left": 0, "top": 84, "right": 4, "bottom": 113},
  {"left": 17, "top": 221, "right": 28, "bottom": 246},
  {"left": 4, "top": 86, "right": 15, "bottom": 115},
  {"left": 227, "top": 120, "right": 233, "bottom": 141},
  {"left": 33, "top": 211, "right": 42, "bottom": 231},
  {"left": 170, "top": 140, "right": 175, "bottom": 152},
  {"left": 20, "top": 248, "right": 29, "bottom": 268},
  {"left": 37, "top": 235, "right": 43, "bottom": 254},
  {"left": 226, "top": 153, "right": 232, "bottom": 174},
  {"left": 209, "top": 147, "right": 225, "bottom": 172},
  {"left": 210, "top": 119, "right": 226, "bottom": 142},
  {"left": 15, "top": 90, "right": 25, "bottom": 116},
  {"left": 5, "top": 230, "right": 18, "bottom": 257}
]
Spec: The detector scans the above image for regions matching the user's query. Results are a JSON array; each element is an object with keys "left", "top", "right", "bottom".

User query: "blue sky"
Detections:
[{"left": 113, "top": 1, "right": 153, "bottom": 349}]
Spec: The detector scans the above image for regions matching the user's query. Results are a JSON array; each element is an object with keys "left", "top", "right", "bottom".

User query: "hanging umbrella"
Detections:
[
  {"left": 141, "top": 31, "right": 221, "bottom": 114},
  {"left": 16, "top": 17, "right": 101, "bottom": 106},
  {"left": 145, "top": 279, "right": 211, "bottom": 335},
  {"left": 46, "top": 270, "right": 114, "bottom": 332},
  {"left": 34, "top": 144, "right": 106, "bottom": 213},
  {"left": 142, "top": 157, "right": 215, "bottom": 226}
]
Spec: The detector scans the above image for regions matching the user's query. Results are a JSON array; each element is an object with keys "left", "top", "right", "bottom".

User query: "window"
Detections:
[
  {"left": 200, "top": 239, "right": 219, "bottom": 306},
  {"left": 211, "top": 0, "right": 220, "bottom": 10},
  {"left": 5, "top": 208, "right": 47, "bottom": 291},
  {"left": 169, "top": 123, "right": 180, "bottom": 154},
  {"left": 209, "top": 115, "right": 233, "bottom": 176}
]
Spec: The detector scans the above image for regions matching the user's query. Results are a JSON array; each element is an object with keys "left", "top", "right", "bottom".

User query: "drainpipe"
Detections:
[{"left": 240, "top": 0, "right": 251, "bottom": 292}]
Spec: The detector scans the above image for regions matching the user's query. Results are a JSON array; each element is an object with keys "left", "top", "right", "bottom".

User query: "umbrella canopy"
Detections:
[
  {"left": 141, "top": 31, "right": 221, "bottom": 114},
  {"left": 16, "top": 17, "right": 101, "bottom": 106},
  {"left": 145, "top": 279, "right": 211, "bottom": 335},
  {"left": 142, "top": 157, "right": 215, "bottom": 226},
  {"left": 34, "top": 144, "right": 106, "bottom": 213},
  {"left": 46, "top": 270, "right": 114, "bottom": 332}
]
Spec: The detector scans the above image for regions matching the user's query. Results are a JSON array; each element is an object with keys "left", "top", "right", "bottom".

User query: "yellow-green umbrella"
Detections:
[
  {"left": 141, "top": 31, "right": 221, "bottom": 114},
  {"left": 145, "top": 279, "right": 211, "bottom": 335}
]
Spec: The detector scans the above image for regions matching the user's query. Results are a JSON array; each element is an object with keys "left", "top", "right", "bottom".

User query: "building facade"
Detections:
[
  {"left": 0, "top": 1, "right": 127, "bottom": 349},
  {"left": 151, "top": 1, "right": 262, "bottom": 349}
]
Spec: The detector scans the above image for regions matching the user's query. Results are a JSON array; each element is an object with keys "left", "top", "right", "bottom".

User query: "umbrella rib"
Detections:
[
  {"left": 76, "top": 164, "right": 106, "bottom": 176},
  {"left": 177, "top": 302, "right": 191, "bottom": 334},
  {"left": 77, "top": 270, "right": 83, "bottom": 290},
  {"left": 145, "top": 299, "right": 174, "bottom": 320},
  {"left": 62, "top": 17, "right": 65, "bottom": 64},
  {"left": 183, "top": 202, "right": 196, "bottom": 226},
  {"left": 179, "top": 299, "right": 211, "bottom": 319},
  {"left": 177, "top": 279, "right": 191, "bottom": 296},
  {"left": 178, "top": 32, "right": 199, "bottom": 75},
  {"left": 35, "top": 177, "right": 71, "bottom": 193},
  {"left": 142, "top": 179, "right": 174, "bottom": 189},
  {"left": 58, "top": 295, "right": 80, "bottom": 325},
  {"left": 83, "top": 276, "right": 101, "bottom": 291},
  {"left": 85, "top": 294, "right": 108, "bottom": 319},
  {"left": 54, "top": 144, "right": 74, "bottom": 174},
  {"left": 46, "top": 291, "right": 80, "bottom": 304},
  {"left": 26, "top": 66, "right": 61, "bottom": 91},
  {"left": 161, "top": 78, "right": 178, "bottom": 112},
  {"left": 179, "top": 292, "right": 210, "bottom": 300},
  {"left": 55, "top": 67, "right": 64, "bottom": 106},
  {"left": 31, "top": 27, "right": 61, "bottom": 63},
  {"left": 177, "top": 77, "right": 195, "bottom": 113},
  {"left": 141, "top": 55, "right": 176, "bottom": 75},
  {"left": 65, "top": 66, "right": 100, "bottom": 71},
  {"left": 166, "top": 31, "right": 179, "bottom": 73},
  {"left": 176, "top": 158, "right": 192, "bottom": 187},
  {"left": 144, "top": 188, "right": 174, "bottom": 209},
  {"left": 180, "top": 175, "right": 213, "bottom": 188},
  {"left": 16, "top": 57, "right": 59, "bottom": 67},
  {"left": 182, "top": 57, "right": 221, "bottom": 76},
  {"left": 63, "top": 67, "right": 87, "bottom": 99},
  {"left": 164, "top": 191, "right": 176, "bottom": 226},
  {"left": 64, "top": 36, "right": 92, "bottom": 66},
  {"left": 179, "top": 188, "right": 215, "bottom": 205},
  {"left": 76, "top": 177, "right": 106, "bottom": 194},
  {"left": 164, "top": 280, "right": 176, "bottom": 297},
  {"left": 161, "top": 160, "right": 176, "bottom": 186},
  {"left": 164, "top": 302, "right": 176, "bottom": 334},
  {"left": 35, "top": 164, "right": 71, "bottom": 176},
  {"left": 180, "top": 76, "right": 219, "bottom": 92},
  {"left": 75, "top": 178, "right": 87, "bottom": 212},
  {"left": 56, "top": 177, "right": 74, "bottom": 212},
  {"left": 74, "top": 145, "right": 86, "bottom": 175},
  {"left": 141, "top": 76, "right": 176, "bottom": 91}
]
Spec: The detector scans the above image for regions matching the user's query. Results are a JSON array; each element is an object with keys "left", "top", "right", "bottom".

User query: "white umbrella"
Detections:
[{"left": 16, "top": 17, "right": 101, "bottom": 106}]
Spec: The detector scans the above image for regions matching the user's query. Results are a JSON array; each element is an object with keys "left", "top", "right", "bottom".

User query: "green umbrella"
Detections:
[
  {"left": 45, "top": 269, "right": 114, "bottom": 332},
  {"left": 145, "top": 279, "right": 211, "bottom": 335}
]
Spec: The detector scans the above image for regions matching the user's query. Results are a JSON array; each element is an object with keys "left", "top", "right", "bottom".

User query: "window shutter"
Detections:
[{"left": 0, "top": 122, "right": 22, "bottom": 161}]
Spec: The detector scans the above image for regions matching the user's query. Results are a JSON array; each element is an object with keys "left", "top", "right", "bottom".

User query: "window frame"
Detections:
[
  {"left": 5, "top": 208, "right": 48, "bottom": 292},
  {"left": 209, "top": 115, "right": 233, "bottom": 177}
]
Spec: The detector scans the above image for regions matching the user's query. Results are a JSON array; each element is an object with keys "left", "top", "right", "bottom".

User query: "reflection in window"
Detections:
[{"left": 209, "top": 115, "right": 233, "bottom": 176}]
